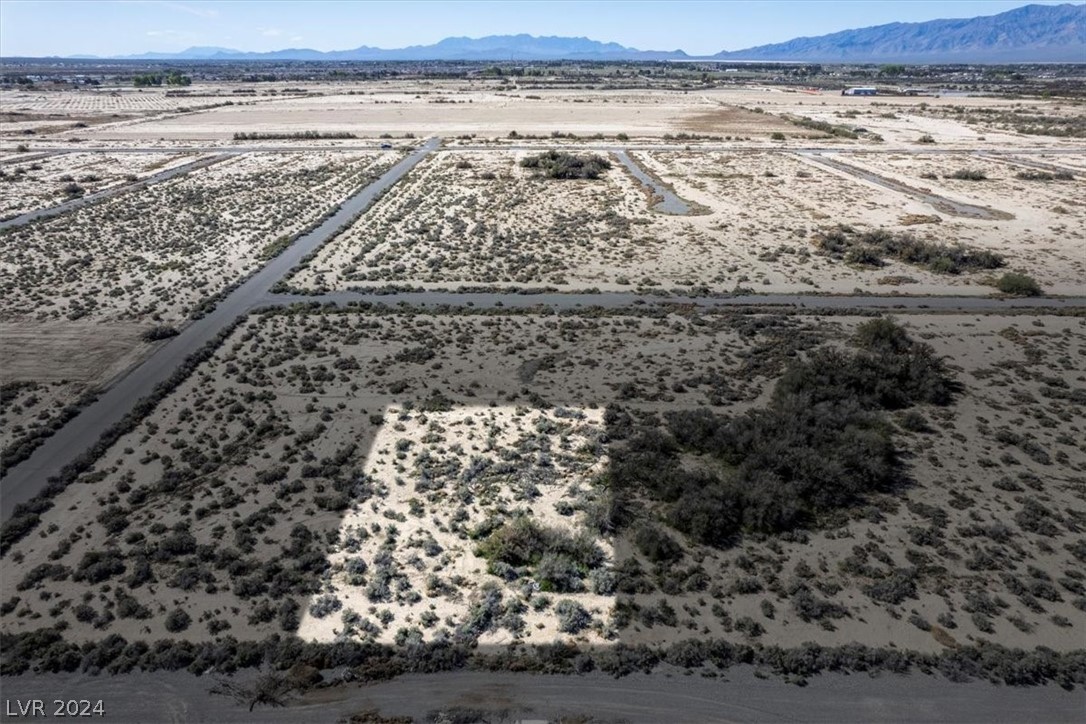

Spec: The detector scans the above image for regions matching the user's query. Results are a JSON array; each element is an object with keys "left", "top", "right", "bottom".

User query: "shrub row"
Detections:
[
  {"left": 232, "top": 131, "right": 357, "bottom": 140},
  {"left": 2, "top": 628, "right": 1082, "bottom": 689},
  {"left": 814, "top": 225, "right": 1005, "bottom": 275}
]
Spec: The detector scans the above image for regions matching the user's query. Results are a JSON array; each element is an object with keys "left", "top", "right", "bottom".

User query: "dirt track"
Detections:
[{"left": 0, "top": 669, "right": 1082, "bottom": 723}]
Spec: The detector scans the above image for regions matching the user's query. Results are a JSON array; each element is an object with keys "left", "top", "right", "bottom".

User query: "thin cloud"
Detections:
[
  {"left": 160, "top": 1, "right": 219, "bottom": 19},
  {"left": 260, "top": 27, "right": 284, "bottom": 37}
]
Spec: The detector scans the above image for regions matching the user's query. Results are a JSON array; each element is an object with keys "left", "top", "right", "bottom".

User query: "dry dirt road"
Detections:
[{"left": 0, "top": 669, "right": 1082, "bottom": 723}]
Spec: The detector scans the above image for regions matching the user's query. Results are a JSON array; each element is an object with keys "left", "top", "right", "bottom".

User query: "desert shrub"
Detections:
[
  {"left": 735, "top": 616, "right": 765, "bottom": 638},
  {"left": 609, "top": 318, "right": 955, "bottom": 548},
  {"left": 17, "top": 563, "right": 71, "bottom": 591},
  {"left": 899, "top": 410, "right": 932, "bottom": 433},
  {"left": 1, "top": 629, "right": 1084, "bottom": 687},
  {"left": 534, "top": 553, "right": 585, "bottom": 593},
  {"left": 813, "top": 226, "right": 1004, "bottom": 275},
  {"left": 791, "top": 116, "right": 857, "bottom": 139},
  {"left": 993, "top": 272, "right": 1042, "bottom": 297},
  {"left": 633, "top": 525, "right": 683, "bottom": 563},
  {"left": 917, "top": 134, "right": 936, "bottom": 144},
  {"left": 519, "top": 150, "right": 612, "bottom": 180},
  {"left": 309, "top": 595, "right": 343, "bottom": 619},
  {"left": 72, "top": 550, "right": 126, "bottom": 584},
  {"left": 233, "top": 130, "right": 356, "bottom": 140},
  {"left": 863, "top": 569, "right": 918, "bottom": 605},
  {"left": 164, "top": 608, "right": 192, "bottom": 633},
  {"left": 554, "top": 600, "right": 592, "bottom": 634},
  {"left": 665, "top": 639, "right": 708, "bottom": 668},
  {"left": 1015, "top": 170, "right": 1073, "bottom": 181},
  {"left": 945, "top": 169, "right": 987, "bottom": 181},
  {"left": 790, "top": 584, "right": 848, "bottom": 622},
  {"left": 140, "top": 325, "right": 180, "bottom": 342},
  {"left": 477, "top": 517, "right": 603, "bottom": 589}
]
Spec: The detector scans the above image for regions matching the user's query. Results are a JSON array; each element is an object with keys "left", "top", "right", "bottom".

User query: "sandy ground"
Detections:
[
  {"left": 642, "top": 149, "right": 1086, "bottom": 296},
  {"left": 284, "top": 147, "right": 1084, "bottom": 297},
  {"left": 1, "top": 83, "right": 1070, "bottom": 150},
  {"left": 286, "top": 148, "right": 719, "bottom": 292},
  {"left": 4, "top": 308, "right": 1083, "bottom": 655},
  {"left": 58, "top": 88, "right": 795, "bottom": 141},
  {"left": 0, "top": 150, "right": 400, "bottom": 326},
  {"left": 0, "top": 150, "right": 400, "bottom": 467},
  {"left": 0, "top": 321, "right": 150, "bottom": 470}
]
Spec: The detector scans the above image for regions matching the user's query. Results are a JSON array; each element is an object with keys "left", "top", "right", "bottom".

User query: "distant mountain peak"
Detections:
[
  {"left": 715, "top": 3, "right": 1085, "bottom": 63},
  {"left": 45, "top": 5, "right": 1086, "bottom": 64},
  {"left": 104, "top": 34, "right": 685, "bottom": 62}
]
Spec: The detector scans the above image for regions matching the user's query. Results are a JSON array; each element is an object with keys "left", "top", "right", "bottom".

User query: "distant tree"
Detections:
[
  {"left": 879, "top": 64, "right": 906, "bottom": 76},
  {"left": 132, "top": 74, "right": 163, "bottom": 87},
  {"left": 165, "top": 72, "right": 192, "bottom": 87}
]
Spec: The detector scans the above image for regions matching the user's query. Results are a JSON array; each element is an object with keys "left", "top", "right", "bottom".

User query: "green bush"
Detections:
[
  {"left": 814, "top": 226, "right": 1004, "bottom": 275},
  {"left": 945, "top": 169, "right": 987, "bottom": 181},
  {"left": 164, "top": 608, "right": 192, "bottom": 633},
  {"left": 1015, "top": 170, "right": 1074, "bottom": 181},
  {"left": 994, "top": 272, "right": 1043, "bottom": 297},
  {"left": 476, "top": 517, "right": 604, "bottom": 588},
  {"left": 519, "top": 150, "right": 612, "bottom": 180},
  {"left": 609, "top": 318, "right": 956, "bottom": 547},
  {"left": 140, "top": 325, "right": 179, "bottom": 342}
]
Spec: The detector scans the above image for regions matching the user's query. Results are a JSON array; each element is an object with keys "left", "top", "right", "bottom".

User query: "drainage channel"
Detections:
[
  {"left": 611, "top": 149, "right": 691, "bottom": 215},
  {"left": 974, "top": 153, "right": 1080, "bottom": 177},
  {"left": 796, "top": 152, "right": 1013, "bottom": 221}
]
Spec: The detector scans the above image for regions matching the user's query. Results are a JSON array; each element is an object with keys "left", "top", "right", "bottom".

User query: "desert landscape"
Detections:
[
  {"left": 0, "top": 26, "right": 1084, "bottom": 721},
  {"left": 3, "top": 306, "right": 1085, "bottom": 658}
]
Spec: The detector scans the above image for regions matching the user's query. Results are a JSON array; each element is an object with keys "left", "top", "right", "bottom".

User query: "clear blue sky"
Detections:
[{"left": 0, "top": 1, "right": 1076, "bottom": 57}]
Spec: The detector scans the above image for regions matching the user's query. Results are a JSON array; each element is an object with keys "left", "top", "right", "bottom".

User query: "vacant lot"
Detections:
[
  {"left": 286, "top": 147, "right": 1083, "bottom": 297},
  {"left": 0, "top": 151, "right": 204, "bottom": 220},
  {"left": 640, "top": 150, "right": 1085, "bottom": 295},
  {"left": 286, "top": 149, "right": 728, "bottom": 292},
  {"left": 4, "top": 307, "right": 1083, "bottom": 654},
  {"left": 0, "top": 150, "right": 399, "bottom": 325},
  {"left": 75, "top": 88, "right": 812, "bottom": 141}
]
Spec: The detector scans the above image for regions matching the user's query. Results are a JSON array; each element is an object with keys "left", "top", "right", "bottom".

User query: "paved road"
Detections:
[
  {"left": 0, "top": 154, "right": 232, "bottom": 231},
  {"left": 262, "top": 290, "right": 1086, "bottom": 311},
  {"left": 0, "top": 669, "right": 1081, "bottom": 723},
  {"left": 0, "top": 138, "right": 441, "bottom": 520}
]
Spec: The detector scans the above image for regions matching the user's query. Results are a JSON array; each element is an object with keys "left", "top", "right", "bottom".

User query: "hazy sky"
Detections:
[{"left": 0, "top": 1, "right": 1075, "bottom": 57}]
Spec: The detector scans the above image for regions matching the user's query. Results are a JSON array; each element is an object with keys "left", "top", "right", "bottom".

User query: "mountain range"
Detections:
[{"left": 58, "top": 4, "right": 1086, "bottom": 64}]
